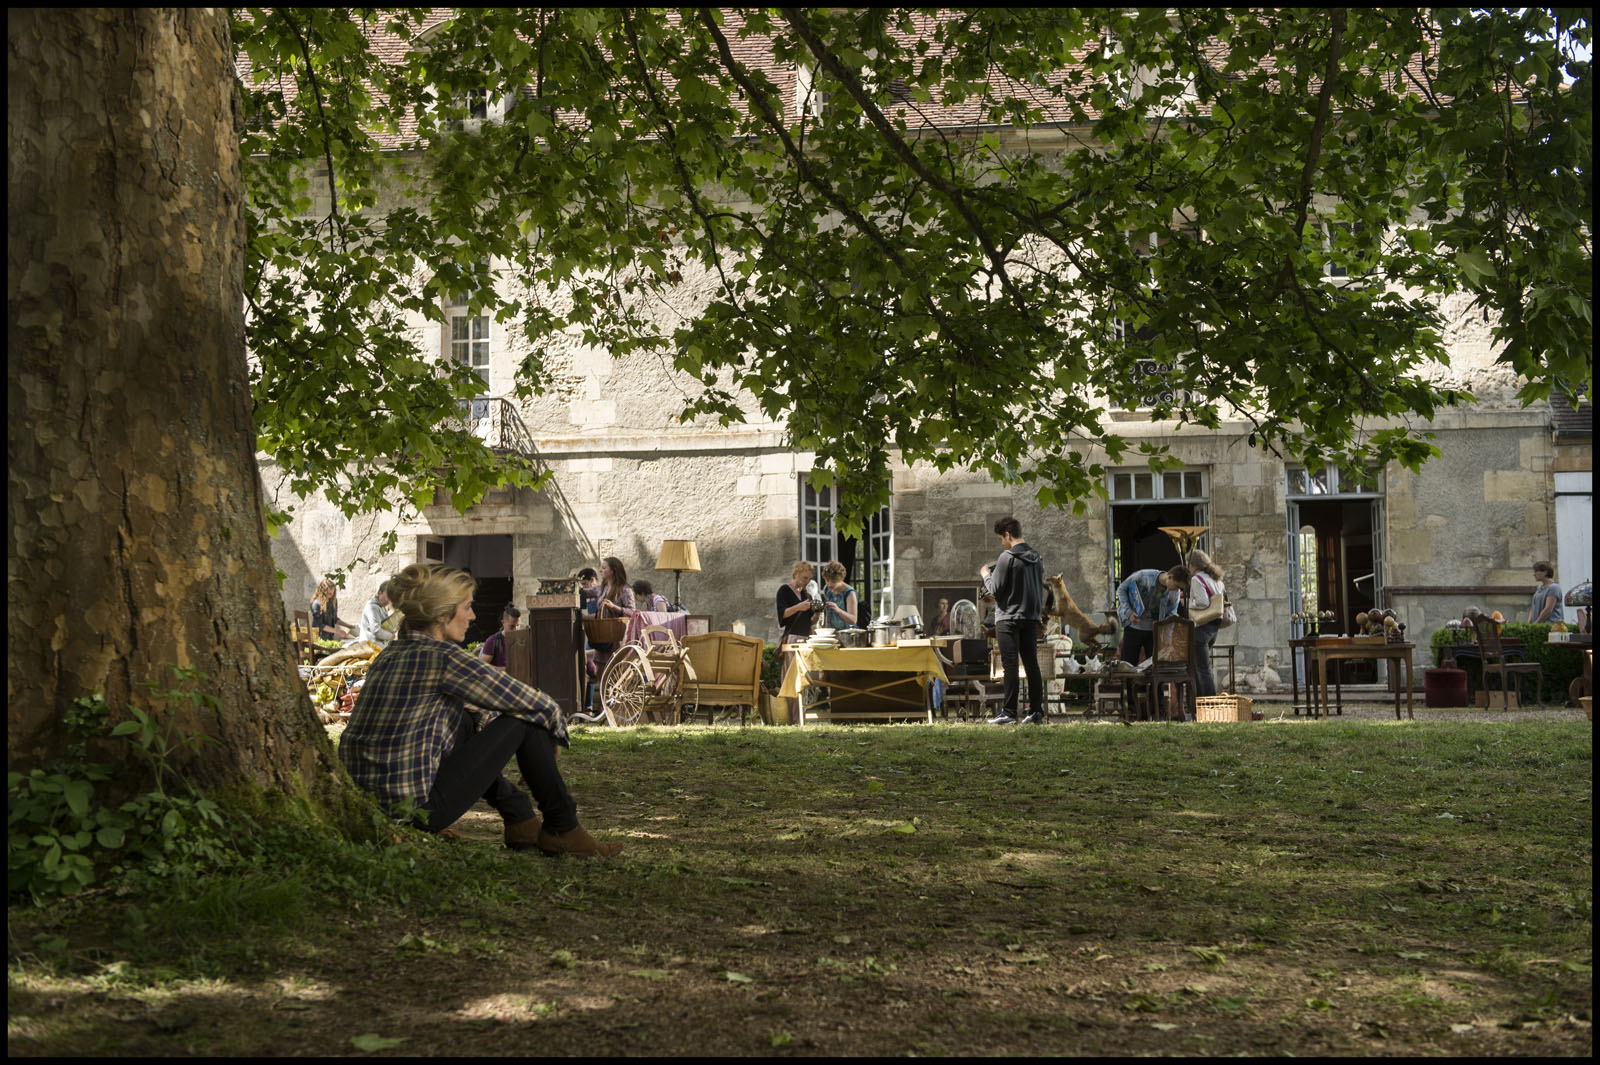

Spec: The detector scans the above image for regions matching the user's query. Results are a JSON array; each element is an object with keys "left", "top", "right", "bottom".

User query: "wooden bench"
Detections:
[{"left": 682, "top": 632, "right": 764, "bottom": 725}]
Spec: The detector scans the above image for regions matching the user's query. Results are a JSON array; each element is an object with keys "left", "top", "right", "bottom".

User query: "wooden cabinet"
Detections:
[{"left": 504, "top": 603, "right": 584, "bottom": 717}]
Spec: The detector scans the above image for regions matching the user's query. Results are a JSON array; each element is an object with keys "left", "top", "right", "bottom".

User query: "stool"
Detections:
[{"left": 1210, "top": 643, "right": 1236, "bottom": 694}]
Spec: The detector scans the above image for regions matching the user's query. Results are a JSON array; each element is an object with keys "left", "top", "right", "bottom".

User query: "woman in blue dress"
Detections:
[{"left": 819, "top": 560, "right": 859, "bottom": 629}]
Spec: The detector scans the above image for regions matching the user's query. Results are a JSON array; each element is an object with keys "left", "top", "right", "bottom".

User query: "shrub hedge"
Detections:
[{"left": 1430, "top": 622, "right": 1585, "bottom": 703}]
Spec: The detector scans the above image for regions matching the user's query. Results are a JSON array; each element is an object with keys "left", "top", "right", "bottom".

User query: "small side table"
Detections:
[{"left": 1210, "top": 643, "right": 1236, "bottom": 693}]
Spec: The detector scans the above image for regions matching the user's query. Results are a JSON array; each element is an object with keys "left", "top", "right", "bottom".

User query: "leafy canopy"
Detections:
[{"left": 234, "top": 7, "right": 1591, "bottom": 532}]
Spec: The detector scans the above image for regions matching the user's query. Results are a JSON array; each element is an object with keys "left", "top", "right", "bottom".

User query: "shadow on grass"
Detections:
[{"left": 8, "top": 719, "right": 1591, "bottom": 1056}]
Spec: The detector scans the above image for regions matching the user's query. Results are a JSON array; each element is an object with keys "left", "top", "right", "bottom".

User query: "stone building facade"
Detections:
[
  {"left": 261, "top": 25, "right": 1592, "bottom": 689},
  {"left": 266, "top": 253, "right": 1591, "bottom": 691}
]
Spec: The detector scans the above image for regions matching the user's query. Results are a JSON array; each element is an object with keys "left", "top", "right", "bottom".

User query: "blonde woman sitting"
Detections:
[{"left": 339, "top": 563, "right": 622, "bottom": 858}]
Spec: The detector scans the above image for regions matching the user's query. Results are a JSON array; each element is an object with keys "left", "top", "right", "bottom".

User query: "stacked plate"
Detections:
[{"left": 807, "top": 634, "right": 840, "bottom": 648}]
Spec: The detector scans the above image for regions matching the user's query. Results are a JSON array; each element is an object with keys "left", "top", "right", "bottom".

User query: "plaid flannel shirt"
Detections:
[{"left": 339, "top": 630, "right": 568, "bottom": 816}]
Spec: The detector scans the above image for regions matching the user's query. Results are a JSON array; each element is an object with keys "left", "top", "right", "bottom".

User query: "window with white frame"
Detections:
[
  {"left": 799, "top": 476, "right": 894, "bottom": 620},
  {"left": 450, "top": 312, "right": 491, "bottom": 387},
  {"left": 1107, "top": 467, "right": 1209, "bottom": 582},
  {"left": 444, "top": 261, "right": 492, "bottom": 390}
]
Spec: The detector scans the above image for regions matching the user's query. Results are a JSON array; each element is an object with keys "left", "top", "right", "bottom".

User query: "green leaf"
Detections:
[
  {"left": 350, "top": 1033, "right": 407, "bottom": 1052},
  {"left": 1455, "top": 248, "right": 1494, "bottom": 284},
  {"left": 63, "top": 780, "right": 93, "bottom": 816}
]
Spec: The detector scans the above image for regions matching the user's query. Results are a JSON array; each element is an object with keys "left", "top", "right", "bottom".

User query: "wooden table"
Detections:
[
  {"left": 1289, "top": 636, "right": 1342, "bottom": 716},
  {"left": 779, "top": 644, "right": 948, "bottom": 724},
  {"left": 1306, "top": 641, "right": 1415, "bottom": 720}
]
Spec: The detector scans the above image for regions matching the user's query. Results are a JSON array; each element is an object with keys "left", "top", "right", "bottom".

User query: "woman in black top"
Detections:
[{"left": 776, "top": 560, "right": 821, "bottom": 644}]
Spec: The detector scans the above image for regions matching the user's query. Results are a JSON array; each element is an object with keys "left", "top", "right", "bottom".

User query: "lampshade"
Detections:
[
  {"left": 655, "top": 539, "right": 701, "bottom": 573},
  {"left": 1158, "top": 525, "right": 1210, "bottom": 560},
  {"left": 1565, "top": 580, "right": 1592, "bottom": 607}
]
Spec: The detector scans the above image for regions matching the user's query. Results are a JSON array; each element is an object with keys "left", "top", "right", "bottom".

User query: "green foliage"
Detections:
[
  {"left": 234, "top": 9, "right": 1592, "bottom": 530},
  {"left": 760, "top": 643, "right": 784, "bottom": 694},
  {"left": 1429, "top": 622, "right": 1584, "bottom": 699},
  {"left": 8, "top": 673, "right": 236, "bottom": 905}
]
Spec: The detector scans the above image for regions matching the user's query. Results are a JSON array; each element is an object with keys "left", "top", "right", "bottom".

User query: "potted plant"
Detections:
[{"left": 759, "top": 644, "right": 790, "bottom": 725}]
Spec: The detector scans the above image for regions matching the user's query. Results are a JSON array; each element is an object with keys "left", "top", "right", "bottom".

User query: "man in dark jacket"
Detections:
[{"left": 981, "top": 516, "right": 1047, "bottom": 725}]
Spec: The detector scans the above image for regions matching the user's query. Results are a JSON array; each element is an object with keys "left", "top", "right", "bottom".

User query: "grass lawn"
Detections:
[{"left": 8, "top": 713, "right": 1592, "bottom": 1056}]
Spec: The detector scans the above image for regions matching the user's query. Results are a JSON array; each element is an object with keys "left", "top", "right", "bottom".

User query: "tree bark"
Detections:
[{"left": 7, "top": 8, "right": 347, "bottom": 802}]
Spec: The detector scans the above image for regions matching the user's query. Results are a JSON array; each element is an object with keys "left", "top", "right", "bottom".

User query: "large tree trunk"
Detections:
[{"left": 7, "top": 8, "right": 347, "bottom": 803}]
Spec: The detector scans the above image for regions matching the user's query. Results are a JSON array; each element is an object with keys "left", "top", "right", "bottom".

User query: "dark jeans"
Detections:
[
  {"left": 1193, "top": 620, "right": 1221, "bottom": 698},
  {"left": 1120, "top": 627, "right": 1154, "bottom": 664},
  {"left": 996, "top": 618, "right": 1044, "bottom": 719},
  {"left": 422, "top": 716, "right": 578, "bottom": 834}
]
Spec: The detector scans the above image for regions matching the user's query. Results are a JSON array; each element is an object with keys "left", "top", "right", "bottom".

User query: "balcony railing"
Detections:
[
  {"left": 434, "top": 396, "right": 597, "bottom": 560},
  {"left": 444, "top": 396, "right": 539, "bottom": 454}
]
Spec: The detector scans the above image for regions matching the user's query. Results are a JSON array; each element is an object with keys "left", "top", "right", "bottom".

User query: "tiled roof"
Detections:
[
  {"left": 1550, "top": 390, "right": 1593, "bottom": 438},
  {"left": 233, "top": 10, "right": 1457, "bottom": 148}
]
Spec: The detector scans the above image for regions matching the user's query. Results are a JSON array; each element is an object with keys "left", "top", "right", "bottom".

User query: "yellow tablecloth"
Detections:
[{"left": 778, "top": 644, "right": 948, "bottom": 699}]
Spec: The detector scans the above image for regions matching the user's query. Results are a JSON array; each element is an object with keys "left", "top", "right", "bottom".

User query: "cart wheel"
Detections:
[{"left": 601, "top": 646, "right": 649, "bottom": 726}]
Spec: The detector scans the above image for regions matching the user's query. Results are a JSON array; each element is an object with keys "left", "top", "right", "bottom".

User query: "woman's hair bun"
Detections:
[{"left": 387, "top": 563, "right": 476, "bottom": 632}]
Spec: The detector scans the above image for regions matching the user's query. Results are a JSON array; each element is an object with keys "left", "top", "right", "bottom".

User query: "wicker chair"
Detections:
[{"left": 1468, "top": 615, "right": 1543, "bottom": 708}]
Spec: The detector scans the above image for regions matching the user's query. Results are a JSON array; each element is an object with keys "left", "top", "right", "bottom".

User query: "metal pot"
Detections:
[
  {"left": 835, "top": 628, "right": 869, "bottom": 648},
  {"left": 898, "top": 612, "right": 922, "bottom": 636},
  {"left": 869, "top": 620, "right": 900, "bottom": 647}
]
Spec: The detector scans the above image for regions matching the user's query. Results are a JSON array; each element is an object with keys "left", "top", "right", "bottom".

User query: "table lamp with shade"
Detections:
[
  {"left": 655, "top": 539, "right": 701, "bottom": 611},
  {"left": 1157, "top": 525, "right": 1210, "bottom": 562}
]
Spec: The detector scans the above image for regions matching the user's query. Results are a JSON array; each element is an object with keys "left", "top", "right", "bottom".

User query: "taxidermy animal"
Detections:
[{"left": 1045, "top": 574, "right": 1117, "bottom": 645}]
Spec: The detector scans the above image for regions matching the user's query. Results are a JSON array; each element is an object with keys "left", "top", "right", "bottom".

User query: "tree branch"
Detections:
[
  {"left": 278, "top": 9, "right": 344, "bottom": 252},
  {"left": 1276, "top": 8, "right": 1346, "bottom": 292},
  {"left": 779, "top": 7, "right": 1026, "bottom": 312}
]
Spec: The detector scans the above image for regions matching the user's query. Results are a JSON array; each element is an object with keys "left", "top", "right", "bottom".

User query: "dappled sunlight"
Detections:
[{"left": 11, "top": 718, "right": 1589, "bottom": 1056}]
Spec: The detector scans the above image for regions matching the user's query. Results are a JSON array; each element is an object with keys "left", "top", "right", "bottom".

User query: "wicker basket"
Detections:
[
  {"left": 1195, "top": 693, "right": 1254, "bottom": 722},
  {"left": 583, "top": 617, "right": 628, "bottom": 643}
]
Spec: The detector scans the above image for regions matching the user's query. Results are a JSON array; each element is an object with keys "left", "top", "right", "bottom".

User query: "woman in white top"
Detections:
[{"left": 1186, "top": 550, "right": 1227, "bottom": 703}]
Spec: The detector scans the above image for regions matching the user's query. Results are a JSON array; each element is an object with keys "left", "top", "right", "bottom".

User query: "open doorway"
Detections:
[
  {"left": 1287, "top": 466, "right": 1384, "bottom": 684},
  {"left": 1112, "top": 502, "right": 1204, "bottom": 581},
  {"left": 1105, "top": 467, "right": 1211, "bottom": 604},
  {"left": 433, "top": 534, "right": 514, "bottom": 646}
]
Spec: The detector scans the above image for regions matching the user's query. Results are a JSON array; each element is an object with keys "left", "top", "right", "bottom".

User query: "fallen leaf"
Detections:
[
  {"left": 724, "top": 971, "right": 753, "bottom": 983},
  {"left": 628, "top": 969, "right": 671, "bottom": 981},
  {"left": 1450, "top": 1023, "right": 1475, "bottom": 1033},
  {"left": 1150, "top": 1022, "right": 1179, "bottom": 1031},
  {"left": 351, "top": 1033, "right": 406, "bottom": 1052}
]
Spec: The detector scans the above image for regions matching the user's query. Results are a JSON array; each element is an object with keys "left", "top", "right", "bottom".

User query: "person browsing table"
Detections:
[
  {"left": 1529, "top": 561, "right": 1564, "bottom": 624},
  {"left": 1116, "top": 566, "right": 1187, "bottom": 665},
  {"left": 819, "top": 561, "right": 858, "bottom": 629},
  {"left": 358, "top": 580, "right": 396, "bottom": 645},
  {"left": 981, "top": 516, "right": 1046, "bottom": 726}
]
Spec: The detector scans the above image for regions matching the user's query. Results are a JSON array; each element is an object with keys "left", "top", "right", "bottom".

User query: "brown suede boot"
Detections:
[
  {"left": 536, "top": 824, "right": 623, "bottom": 858},
  {"left": 503, "top": 816, "right": 544, "bottom": 851}
]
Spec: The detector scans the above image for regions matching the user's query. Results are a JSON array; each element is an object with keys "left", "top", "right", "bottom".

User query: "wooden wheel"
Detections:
[{"left": 600, "top": 645, "right": 650, "bottom": 726}]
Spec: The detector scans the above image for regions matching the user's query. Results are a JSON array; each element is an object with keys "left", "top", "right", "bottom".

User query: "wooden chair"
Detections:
[
  {"left": 682, "top": 631, "right": 764, "bottom": 725},
  {"left": 1468, "top": 615, "right": 1543, "bottom": 707},
  {"left": 292, "top": 610, "right": 315, "bottom": 666},
  {"left": 1151, "top": 616, "right": 1199, "bottom": 721}
]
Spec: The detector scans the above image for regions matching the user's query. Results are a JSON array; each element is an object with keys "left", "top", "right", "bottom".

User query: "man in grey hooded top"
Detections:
[{"left": 981, "top": 515, "right": 1047, "bottom": 725}]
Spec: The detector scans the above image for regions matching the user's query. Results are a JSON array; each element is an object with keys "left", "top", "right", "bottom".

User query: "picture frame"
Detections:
[
  {"left": 917, "top": 582, "right": 981, "bottom": 637},
  {"left": 684, "top": 614, "right": 713, "bottom": 637}
]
